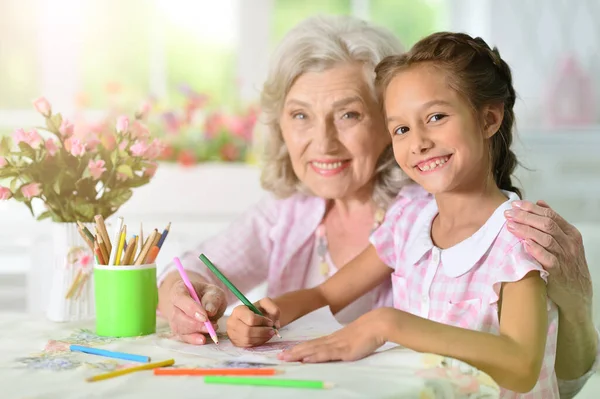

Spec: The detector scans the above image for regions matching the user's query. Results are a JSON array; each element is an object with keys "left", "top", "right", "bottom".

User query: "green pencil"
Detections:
[
  {"left": 204, "top": 376, "right": 335, "bottom": 389},
  {"left": 198, "top": 253, "right": 281, "bottom": 337}
]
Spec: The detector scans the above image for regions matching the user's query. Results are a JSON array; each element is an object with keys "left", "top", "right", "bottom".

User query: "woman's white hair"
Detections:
[{"left": 259, "top": 15, "right": 410, "bottom": 208}]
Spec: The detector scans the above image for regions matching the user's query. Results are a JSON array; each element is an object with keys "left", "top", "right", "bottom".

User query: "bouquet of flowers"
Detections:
[
  {"left": 142, "top": 86, "right": 259, "bottom": 166},
  {"left": 0, "top": 97, "right": 162, "bottom": 222}
]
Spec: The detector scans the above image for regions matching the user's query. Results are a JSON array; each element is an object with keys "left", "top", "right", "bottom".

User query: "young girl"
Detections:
[{"left": 226, "top": 32, "right": 558, "bottom": 398}]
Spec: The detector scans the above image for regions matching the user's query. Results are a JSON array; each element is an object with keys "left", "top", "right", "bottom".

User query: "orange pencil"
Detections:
[
  {"left": 94, "top": 242, "right": 106, "bottom": 265},
  {"left": 134, "top": 230, "right": 157, "bottom": 265},
  {"left": 153, "top": 368, "right": 279, "bottom": 376},
  {"left": 143, "top": 230, "right": 161, "bottom": 264}
]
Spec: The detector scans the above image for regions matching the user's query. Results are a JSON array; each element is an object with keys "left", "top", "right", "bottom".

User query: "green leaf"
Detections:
[
  {"left": 53, "top": 179, "right": 61, "bottom": 195},
  {"left": 0, "top": 136, "right": 11, "bottom": 155},
  {"left": 10, "top": 178, "right": 19, "bottom": 192},
  {"left": 105, "top": 188, "right": 133, "bottom": 207},
  {"left": 116, "top": 164, "right": 133, "bottom": 178},
  {"left": 46, "top": 113, "right": 63, "bottom": 133},
  {"left": 72, "top": 201, "right": 95, "bottom": 221},
  {"left": 18, "top": 142, "right": 37, "bottom": 160},
  {"left": 127, "top": 176, "right": 150, "bottom": 188},
  {"left": 36, "top": 211, "right": 52, "bottom": 221}
]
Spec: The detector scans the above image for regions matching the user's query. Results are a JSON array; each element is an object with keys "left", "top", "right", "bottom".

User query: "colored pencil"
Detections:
[
  {"left": 86, "top": 359, "right": 175, "bottom": 382},
  {"left": 199, "top": 253, "right": 281, "bottom": 337},
  {"left": 114, "top": 225, "right": 126, "bottom": 266},
  {"left": 94, "top": 242, "right": 105, "bottom": 265},
  {"left": 76, "top": 225, "right": 94, "bottom": 252},
  {"left": 94, "top": 215, "right": 112, "bottom": 254},
  {"left": 107, "top": 217, "right": 124, "bottom": 265},
  {"left": 156, "top": 222, "right": 171, "bottom": 248},
  {"left": 70, "top": 345, "right": 150, "bottom": 363},
  {"left": 154, "top": 368, "right": 279, "bottom": 376},
  {"left": 203, "top": 376, "right": 334, "bottom": 389},
  {"left": 173, "top": 256, "right": 219, "bottom": 345},
  {"left": 122, "top": 237, "right": 136, "bottom": 265},
  {"left": 96, "top": 232, "right": 109, "bottom": 265},
  {"left": 134, "top": 230, "right": 156, "bottom": 265},
  {"left": 139, "top": 222, "right": 144, "bottom": 258},
  {"left": 77, "top": 221, "right": 95, "bottom": 243}
]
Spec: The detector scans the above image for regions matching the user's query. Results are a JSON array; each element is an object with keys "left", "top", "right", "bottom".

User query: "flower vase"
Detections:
[{"left": 46, "top": 223, "right": 95, "bottom": 322}]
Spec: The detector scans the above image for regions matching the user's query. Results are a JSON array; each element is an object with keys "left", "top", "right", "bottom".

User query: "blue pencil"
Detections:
[{"left": 69, "top": 345, "right": 151, "bottom": 363}]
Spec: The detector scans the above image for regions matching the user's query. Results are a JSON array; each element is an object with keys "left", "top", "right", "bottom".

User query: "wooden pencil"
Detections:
[
  {"left": 76, "top": 226, "right": 94, "bottom": 252},
  {"left": 134, "top": 230, "right": 157, "bottom": 265},
  {"left": 94, "top": 215, "right": 112, "bottom": 254},
  {"left": 114, "top": 225, "right": 127, "bottom": 266},
  {"left": 122, "top": 237, "right": 136, "bottom": 265},
  {"left": 94, "top": 242, "right": 106, "bottom": 265},
  {"left": 96, "top": 232, "right": 109, "bottom": 264}
]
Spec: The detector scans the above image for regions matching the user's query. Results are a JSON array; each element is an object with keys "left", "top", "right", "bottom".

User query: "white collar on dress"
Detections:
[{"left": 404, "top": 190, "right": 520, "bottom": 278}]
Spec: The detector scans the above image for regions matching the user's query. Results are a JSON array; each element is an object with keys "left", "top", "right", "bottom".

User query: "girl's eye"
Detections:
[
  {"left": 429, "top": 113, "right": 446, "bottom": 123},
  {"left": 292, "top": 113, "right": 307, "bottom": 120},
  {"left": 393, "top": 126, "right": 409, "bottom": 135},
  {"left": 341, "top": 111, "right": 360, "bottom": 120}
]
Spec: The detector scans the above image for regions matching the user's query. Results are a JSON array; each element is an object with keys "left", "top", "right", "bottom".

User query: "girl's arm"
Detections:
[
  {"left": 274, "top": 245, "right": 393, "bottom": 326},
  {"left": 384, "top": 271, "right": 548, "bottom": 393}
]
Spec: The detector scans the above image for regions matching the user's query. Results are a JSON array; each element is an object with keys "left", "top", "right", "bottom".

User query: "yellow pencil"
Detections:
[
  {"left": 114, "top": 225, "right": 126, "bottom": 266},
  {"left": 86, "top": 359, "right": 175, "bottom": 382}
]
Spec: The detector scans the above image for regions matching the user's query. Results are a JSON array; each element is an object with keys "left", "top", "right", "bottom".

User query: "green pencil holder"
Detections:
[{"left": 93, "top": 263, "right": 158, "bottom": 337}]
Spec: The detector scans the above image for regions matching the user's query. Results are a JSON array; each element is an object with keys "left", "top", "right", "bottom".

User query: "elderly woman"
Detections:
[{"left": 157, "top": 16, "right": 597, "bottom": 397}]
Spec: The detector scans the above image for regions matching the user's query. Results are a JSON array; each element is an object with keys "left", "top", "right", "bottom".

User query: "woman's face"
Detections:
[{"left": 279, "top": 63, "right": 390, "bottom": 200}]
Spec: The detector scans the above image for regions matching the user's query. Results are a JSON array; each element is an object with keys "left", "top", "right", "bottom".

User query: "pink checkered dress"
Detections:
[
  {"left": 370, "top": 188, "right": 559, "bottom": 399},
  {"left": 157, "top": 188, "right": 432, "bottom": 310}
]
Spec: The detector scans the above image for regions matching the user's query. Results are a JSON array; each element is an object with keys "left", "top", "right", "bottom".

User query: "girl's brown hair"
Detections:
[{"left": 374, "top": 32, "right": 521, "bottom": 198}]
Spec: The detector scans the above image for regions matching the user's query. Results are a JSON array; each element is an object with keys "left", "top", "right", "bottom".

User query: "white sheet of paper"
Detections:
[{"left": 155, "top": 307, "right": 398, "bottom": 364}]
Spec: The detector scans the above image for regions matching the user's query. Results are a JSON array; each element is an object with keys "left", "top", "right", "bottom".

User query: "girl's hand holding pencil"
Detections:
[{"left": 227, "top": 298, "right": 282, "bottom": 348}]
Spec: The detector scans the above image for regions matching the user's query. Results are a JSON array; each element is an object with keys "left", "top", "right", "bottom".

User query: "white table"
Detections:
[{"left": 0, "top": 312, "right": 501, "bottom": 399}]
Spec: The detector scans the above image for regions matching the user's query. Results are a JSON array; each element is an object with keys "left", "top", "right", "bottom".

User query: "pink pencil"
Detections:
[{"left": 173, "top": 256, "right": 219, "bottom": 345}]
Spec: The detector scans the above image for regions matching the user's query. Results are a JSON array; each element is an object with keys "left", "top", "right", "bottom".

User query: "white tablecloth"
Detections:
[{"left": 0, "top": 312, "right": 500, "bottom": 399}]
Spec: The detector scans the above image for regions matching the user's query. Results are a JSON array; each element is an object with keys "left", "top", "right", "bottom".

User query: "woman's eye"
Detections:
[
  {"left": 341, "top": 111, "right": 360, "bottom": 120},
  {"left": 393, "top": 126, "right": 409, "bottom": 135},
  {"left": 292, "top": 113, "right": 306, "bottom": 120},
  {"left": 429, "top": 113, "right": 446, "bottom": 123}
]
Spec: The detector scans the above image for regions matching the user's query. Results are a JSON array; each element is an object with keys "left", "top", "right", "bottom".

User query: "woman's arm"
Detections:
[
  {"left": 505, "top": 199, "right": 597, "bottom": 380},
  {"left": 273, "top": 245, "right": 393, "bottom": 326}
]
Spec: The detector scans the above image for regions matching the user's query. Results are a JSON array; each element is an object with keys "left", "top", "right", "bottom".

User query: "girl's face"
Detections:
[{"left": 384, "top": 64, "right": 501, "bottom": 195}]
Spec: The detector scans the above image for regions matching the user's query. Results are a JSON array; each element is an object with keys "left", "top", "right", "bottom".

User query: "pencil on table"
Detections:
[
  {"left": 107, "top": 217, "right": 124, "bottom": 265},
  {"left": 86, "top": 359, "right": 175, "bottom": 382},
  {"left": 114, "top": 225, "right": 127, "bottom": 266},
  {"left": 94, "top": 215, "right": 112, "bottom": 254}
]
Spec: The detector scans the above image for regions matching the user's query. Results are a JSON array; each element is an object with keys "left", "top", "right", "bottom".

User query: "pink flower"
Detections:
[
  {"left": 32, "top": 97, "right": 51, "bottom": 116},
  {"left": 116, "top": 116, "right": 129, "bottom": 133},
  {"left": 129, "top": 141, "right": 149, "bottom": 157},
  {"left": 12, "top": 128, "right": 43, "bottom": 149},
  {"left": 0, "top": 156, "right": 7, "bottom": 168},
  {"left": 130, "top": 121, "right": 150, "bottom": 140},
  {"left": 119, "top": 140, "right": 129, "bottom": 151},
  {"left": 116, "top": 172, "right": 129, "bottom": 181},
  {"left": 144, "top": 139, "right": 164, "bottom": 160},
  {"left": 88, "top": 159, "right": 106, "bottom": 180},
  {"left": 79, "top": 253, "right": 92, "bottom": 268},
  {"left": 205, "top": 113, "right": 224, "bottom": 138},
  {"left": 144, "top": 162, "right": 158, "bottom": 178},
  {"left": 0, "top": 186, "right": 12, "bottom": 200},
  {"left": 59, "top": 119, "right": 74, "bottom": 137},
  {"left": 45, "top": 138, "right": 58, "bottom": 156},
  {"left": 69, "top": 139, "right": 86, "bottom": 157},
  {"left": 21, "top": 182, "right": 41, "bottom": 200},
  {"left": 137, "top": 101, "right": 152, "bottom": 120},
  {"left": 100, "top": 133, "right": 117, "bottom": 151}
]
